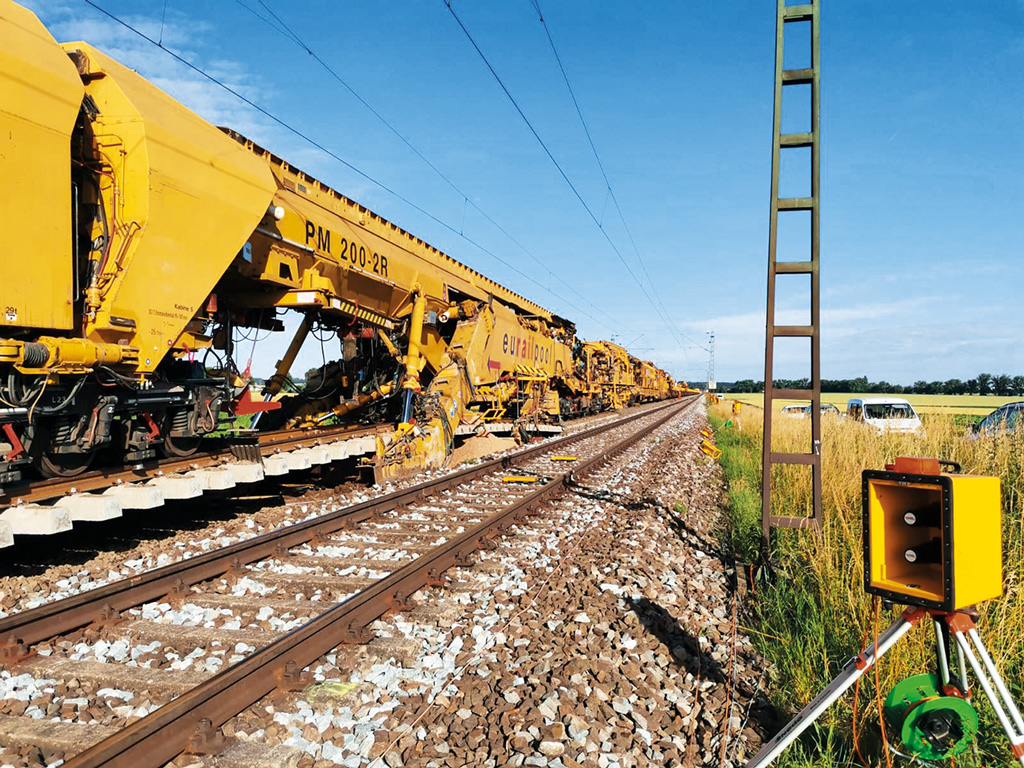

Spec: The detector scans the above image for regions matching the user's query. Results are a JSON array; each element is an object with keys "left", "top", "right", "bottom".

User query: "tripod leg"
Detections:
[
  {"left": 743, "top": 609, "right": 923, "bottom": 768},
  {"left": 953, "top": 630, "right": 1024, "bottom": 765},
  {"left": 935, "top": 618, "right": 970, "bottom": 696},
  {"left": 934, "top": 619, "right": 953, "bottom": 688},
  {"left": 957, "top": 639, "right": 970, "bottom": 697},
  {"left": 968, "top": 628, "right": 1024, "bottom": 734}
]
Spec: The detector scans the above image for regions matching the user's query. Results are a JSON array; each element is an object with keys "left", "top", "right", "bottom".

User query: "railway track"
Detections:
[
  {"left": 0, "top": 419, "right": 563, "bottom": 548},
  {"left": 0, "top": 397, "right": 697, "bottom": 768},
  {"left": 0, "top": 423, "right": 381, "bottom": 541}
]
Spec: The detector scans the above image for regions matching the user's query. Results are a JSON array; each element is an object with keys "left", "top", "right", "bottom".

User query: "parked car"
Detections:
[
  {"left": 783, "top": 403, "right": 841, "bottom": 418},
  {"left": 846, "top": 397, "right": 923, "bottom": 435},
  {"left": 975, "top": 402, "right": 1024, "bottom": 435},
  {"left": 782, "top": 404, "right": 809, "bottom": 417}
]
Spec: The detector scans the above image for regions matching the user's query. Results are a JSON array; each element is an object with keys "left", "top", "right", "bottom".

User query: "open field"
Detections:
[
  {"left": 723, "top": 391, "right": 1021, "bottom": 416},
  {"left": 707, "top": 402, "right": 1024, "bottom": 766}
]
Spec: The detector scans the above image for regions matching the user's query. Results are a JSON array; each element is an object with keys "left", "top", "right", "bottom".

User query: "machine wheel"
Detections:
[
  {"left": 38, "top": 449, "right": 96, "bottom": 478},
  {"left": 159, "top": 408, "right": 204, "bottom": 457},
  {"left": 160, "top": 432, "right": 203, "bottom": 458}
]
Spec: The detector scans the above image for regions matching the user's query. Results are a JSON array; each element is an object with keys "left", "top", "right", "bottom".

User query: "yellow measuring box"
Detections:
[{"left": 863, "top": 457, "right": 1002, "bottom": 611}]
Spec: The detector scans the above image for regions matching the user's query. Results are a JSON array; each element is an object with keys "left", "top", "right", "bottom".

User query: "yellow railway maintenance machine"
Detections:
[{"left": 745, "top": 457, "right": 1024, "bottom": 767}]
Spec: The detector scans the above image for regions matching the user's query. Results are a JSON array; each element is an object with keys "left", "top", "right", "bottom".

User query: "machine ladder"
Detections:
[{"left": 762, "top": 0, "right": 822, "bottom": 534}]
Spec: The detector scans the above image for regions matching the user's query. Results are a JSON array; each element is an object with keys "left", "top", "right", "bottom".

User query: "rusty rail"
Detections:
[
  {"left": 4, "top": 397, "right": 692, "bottom": 768},
  {"left": 0, "top": 398, "right": 689, "bottom": 651}
]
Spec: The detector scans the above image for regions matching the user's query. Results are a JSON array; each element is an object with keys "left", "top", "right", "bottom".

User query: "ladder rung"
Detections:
[
  {"left": 769, "top": 452, "right": 819, "bottom": 466},
  {"left": 775, "top": 261, "right": 814, "bottom": 274},
  {"left": 780, "top": 132, "right": 813, "bottom": 148},
  {"left": 768, "top": 515, "right": 818, "bottom": 529},
  {"left": 778, "top": 197, "right": 815, "bottom": 211},
  {"left": 783, "top": 5, "right": 814, "bottom": 22},
  {"left": 782, "top": 69, "right": 814, "bottom": 85},
  {"left": 772, "top": 388, "right": 814, "bottom": 400},
  {"left": 773, "top": 325, "right": 815, "bottom": 337}
]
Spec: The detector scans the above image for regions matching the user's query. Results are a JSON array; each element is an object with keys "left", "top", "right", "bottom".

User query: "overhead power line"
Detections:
[
  {"left": 442, "top": 0, "right": 697, "bottom": 352},
  {"left": 230, "top": 0, "right": 621, "bottom": 333},
  {"left": 528, "top": 0, "right": 707, "bottom": 355},
  {"left": 78, "top": 0, "right": 627, "bottom": 336}
]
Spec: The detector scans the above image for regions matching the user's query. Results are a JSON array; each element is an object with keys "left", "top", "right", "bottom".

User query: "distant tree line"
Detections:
[{"left": 726, "top": 373, "right": 1024, "bottom": 396}]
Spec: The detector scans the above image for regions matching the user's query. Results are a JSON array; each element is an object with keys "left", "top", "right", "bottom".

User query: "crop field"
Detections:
[
  {"left": 725, "top": 391, "right": 1021, "bottom": 416},
  {"left": 707, "top": 401, "right": 1024, "bottom": 766}
]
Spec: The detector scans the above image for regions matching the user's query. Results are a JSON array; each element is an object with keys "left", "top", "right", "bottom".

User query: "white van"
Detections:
[{"left": 846, "top": 397, "right": 923, "bottom": 435}]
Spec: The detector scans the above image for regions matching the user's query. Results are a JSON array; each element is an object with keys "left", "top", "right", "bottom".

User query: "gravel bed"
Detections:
[
  {"left": 204, "top": 403, "right": 774, "bottom": 768},
  {"left": 0, "top": 402, "right": 702, "bottom": 767},
  {"left": 0, "top": 403, "right": 638, "bottom": 618},
  {"left": 0, "top": 502, "right": 350, "bottom": 618},
  {"left": 0, "top": 404, "right": 664, "bottom": 619}
]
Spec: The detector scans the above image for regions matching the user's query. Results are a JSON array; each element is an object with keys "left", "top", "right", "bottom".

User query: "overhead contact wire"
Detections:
[
  {"left": 235, "top": 0, "right": 622, "bottom": 332},
  {"left": 443, "top": 0, "right": 689, "bottom": 353},
  {"left": 232, "top": 0, "right": 296, "bottom": 42},
  {"left": 77, "top": 2, "right": 630, "bottom": 339},
  {"left": 79, "top": 0, "right": 616, "bottom": 335},
  {"left": 529, "top": 0, "right": 707, "bottom": 355}
]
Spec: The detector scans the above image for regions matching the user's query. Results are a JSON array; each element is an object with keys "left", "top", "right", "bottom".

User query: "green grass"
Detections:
[
  {"left": 708, "top": 402, "right": 1024, "bottom": 766},
  {"left": 209, "top": 412, "right": 255, "bottom": 437},
  {"left": 709, "top": 418, "right": 763, "bottom": 565}
]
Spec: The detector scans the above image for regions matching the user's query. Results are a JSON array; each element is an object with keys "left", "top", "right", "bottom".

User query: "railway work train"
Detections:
[{"left": 0, "top": 0, "right": 687, "bottom": 490}]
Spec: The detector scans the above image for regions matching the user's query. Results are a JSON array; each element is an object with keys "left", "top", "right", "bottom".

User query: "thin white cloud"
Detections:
[
  {"left": 676, "top": 296, "right": 998, "bottom": 382},
  {"left": 682, "top": 298, "right": 926, "bottom": 342},
  {"left": 24, "top": 1, "right": 279, "bottom": 144}
]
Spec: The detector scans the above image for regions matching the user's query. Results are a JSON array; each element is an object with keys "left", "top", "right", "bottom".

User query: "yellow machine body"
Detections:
[
  {"left": 864, "top": 468, "right": 1002, "bottom": 611},
  {"left": 0, "top": 1, "right": 83, "bottom": 332},
  {"left": 582, "top": 341, "right": 636, "bottom": 409},
  {"left": 232, "top": 133, "right": 559, "bottom": 329},
  {"left": 0, "top": 0, "right": 679, "bottom": 486},
  {"left": 65, "top": 45, "right": 276, "bottom": 373},
  {"left": 633, "top": 359, "right": 670, "bottom": 401},
  {"left": 224, "top": 134, "right": 578, "bottom": 478},
  {"left": 373, "top": 299, "right": 573, "bottom": 478},
  {"left": 474, "top": 302, "right": 574, "bottom": 383}
]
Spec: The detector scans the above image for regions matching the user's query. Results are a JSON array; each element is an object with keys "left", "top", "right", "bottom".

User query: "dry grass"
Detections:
[
  {"left": 727, "top": 392, "right": 1022, "bottom": 416},
  {"left": 709, "top": 402, "right": 1024, "bottom": 766}
]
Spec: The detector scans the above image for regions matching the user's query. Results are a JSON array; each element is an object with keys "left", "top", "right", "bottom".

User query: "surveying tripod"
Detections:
[{"left": 745, "top": 605, "right": 1024, "bottom": 767}]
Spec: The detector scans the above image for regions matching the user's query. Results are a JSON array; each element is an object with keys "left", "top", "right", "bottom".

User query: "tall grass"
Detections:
[{"left": 710, "top": 403, "right": 1024, "bottom": 766}]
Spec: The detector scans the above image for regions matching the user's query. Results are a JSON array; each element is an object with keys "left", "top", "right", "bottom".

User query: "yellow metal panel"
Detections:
[
  {"left": 231, "top": 132, "right": 568, "bottom": 328},
  {"left": 472, "top": 301, "right": 572, "bottom": 385},
  {"left": 866, "top": 472, "right": 1002, "bottom": 611},
  {"left": 66, "top": 43, "right": 276, "bottom": 372},
  {"left": 0, "top": 0, "right": 83, "bottom": 330},
  {"left": 266, "top": 289, "right": 394, "bottom": 330},
  {"left": 950, "top": 474, "right": 1002, "bottom": 607},
  {"left": 866, "top": 478, "right": 947, "bottom": 605}
]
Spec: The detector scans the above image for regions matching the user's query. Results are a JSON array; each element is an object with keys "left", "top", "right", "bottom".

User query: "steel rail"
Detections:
[
  {"left": 0, "top": 398, "right": 690, "bottom": 653},
  {"left": 0, "top": 423, "right": 388, "bottom": 507},
  {"left": 2, "top": 407, "right": 609, "bottom": 507},
  {"left": 55, "top": 397, "right": 690, "bottom": 768}
]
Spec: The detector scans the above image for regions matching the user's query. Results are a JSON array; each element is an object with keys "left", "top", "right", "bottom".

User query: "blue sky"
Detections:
[{"left": 24, "top": 1, "right": 1024, "bottom": 384}]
